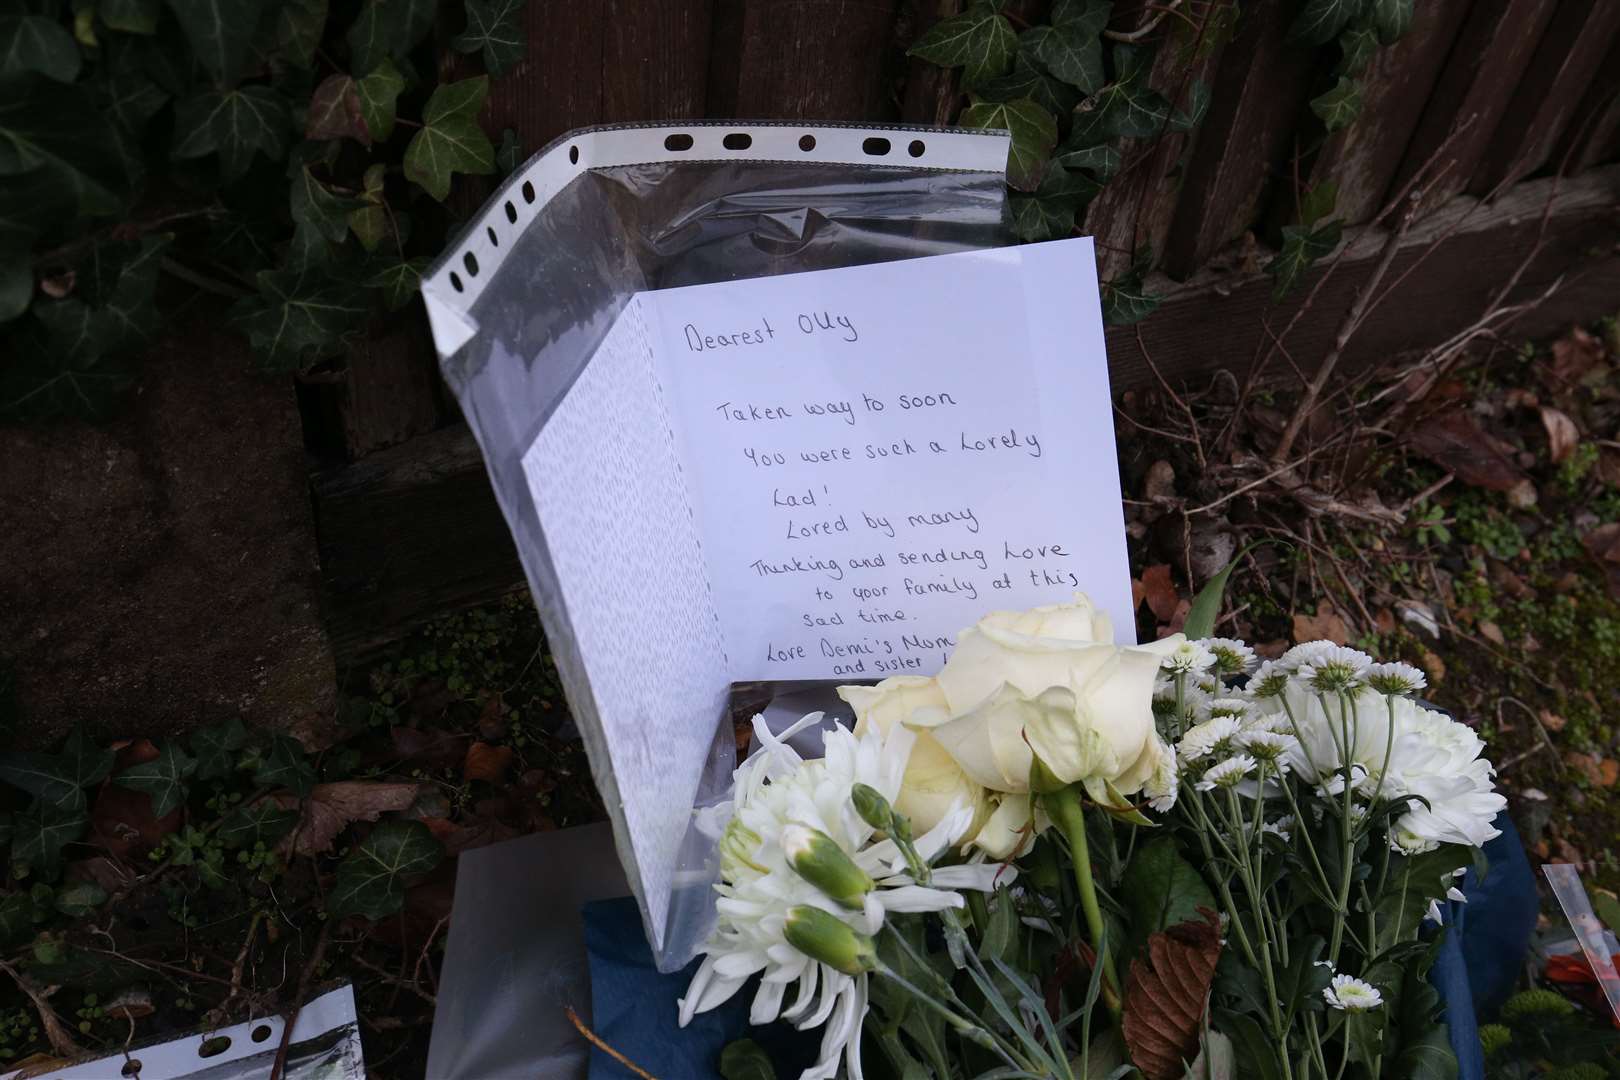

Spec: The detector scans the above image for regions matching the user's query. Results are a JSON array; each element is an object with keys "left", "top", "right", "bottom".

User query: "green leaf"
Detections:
[
  {"left": 958, "top": 96, "right": 1056, "bottom": 192},
  {"left": 254, "top": 734, "right": 314, "bottom": 796},
  {"left": 100, "top": 0, "right": 164, "bottom": 34},
  {"left": 0, "top": 168, "right": 71, "bottom": 249},
  {"left": 1175, "top": 78, "right": 1212, "bottom": 132},
  {"left": 0, "top": 75, "right": 128, "bottom": 214},
  {"left": 1183, "top": 540, "right": 1285, "bottom": 639},
  {"left": 403, "top": 76, "right": 495, "bottom": 201},
  {"left": 216, "top": 799, "right": 298, "bottom": 849},
  {"left": 1266, "top": 218, "right": 1342, "bottom": 300},
  {"left": 234, "top": 263, "right": 367, "bottom": 371},
  {"left": 1054, "top": 141, "right": 1120, "bottom": 180},
  {"left": 57, "top": 729, "right": 115, "bottom": 791},
  {"left": 1118, "top": 836, "right": 1215, "bottom": 954},
  {"left": 907, "top": 3, "right": 1016, "bottom": 89},
  {"left": 0, "top": 753, "right": 86, "bottom": 811},
  {"left": 292, "top": 165, "right": 367, "bottom": 245},
  {"left": 92, "top": 234, "right": 169, "bottom": 345},
  {"left": 171, "top": 86, "right": 293, "bottom": 179},
  {"left": 0, "top": 313, "right": 139, "bottom": 421},
  {"left": 1218, "top": 1010, "right": 1283, "bottom": 1080},
  {"left": 164, "top": 0, "right": 264, "bottom": 85},
  {"left": 1311, "top": 75, "right": 1363, "bottom": 132},
  {"left": 347, "top": 163, "right": 389, "bottom": 251},
  {"left": 1371, "top": 0, "right": 1413, "bottom": 43},
  {"left": 1050, "top": 0, "right": 1111, "bottom": 35},
  {"left": 114, "top": 741, "right": 197, "bottom": 818},
  {"left": 275, "top": 0, "right": 326, "bottom": 66},
  {"left": 1069, "top": 59, "right": 1176, "bottom": 143},
  {"left": 453, "top": 0, "right": 525, "bottom": 76},
  {"left": 977, "top": 52, "right": 1080, "bottom": 118},
  {"left": 0, "top": 892, "right": 37, "bottom": 944},
  {"left": 327, "top": 819, "right": 442, "bottom": 920},
  {"left": 1299, "top": 180, "right": 1338, "bottom": 227},
  {"left": 365, "top": 255, "right": 427, "bottom": 310},
  {"left": 0, "top": 245, "right": 29, "bottom": 323},
  {"left": 1022, "top": 22, "right": 1103, "bottom": 93},
  {"left": 355, "top": 58, "right": 405, "bottom": 142},
  {"left": 1337, "top": 25, "right": 1379, "bottom": 76},
  {"left": 189, "top": 716, "right": 247, "bottom": 781},
  {"left": 346, "top": 0, "right": 436, "bottom": 79},
  {"left": 1288, "top": 0, "right": 1362, "bottom": 46},
  {"left": 1100, "top": 264, "right": 1160, "bottom": 325},
  {"left": 100, "top": 69, "right": 172, "bottom": 134},
  {"left": 306, "top": 75, "right": 369, "bottom": 144},
  {"left": 718, "top": 1039, "right": 777, "bottom": 1080},
  {"left": 53, "top": 880, "right": 107, "bottom": 918},
  {"left": 0, "top": 16, "right": 82, "bottom": 82},
  {"left": 495, "top": 127, "right": 520, "bottom": 174},
  {"left": 1009, "top": 162, "right": 1097, "bottom": 241},
  {"left": 1393, "top": 964, "right": 1458, "bottom": 1080},
  {"left": 12, "top": 803, "right": 88, "bottom": 880}
]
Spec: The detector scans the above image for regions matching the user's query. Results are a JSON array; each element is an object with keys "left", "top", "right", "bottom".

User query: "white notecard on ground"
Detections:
[{"left": 522, "top": 237, "right": 1131, "bottom": 936}]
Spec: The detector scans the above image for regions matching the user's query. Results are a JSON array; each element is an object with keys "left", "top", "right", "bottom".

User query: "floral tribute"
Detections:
[{"left": 680, "top": 591, "right": 1505, "bottom": 1080}]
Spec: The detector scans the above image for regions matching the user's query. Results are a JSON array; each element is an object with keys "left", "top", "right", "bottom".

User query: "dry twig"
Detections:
[
  {"left": 567, "top": 1006, "right": 658, "bottom": 1080},
  {"left": 0, "top": 958, "right": 84, "bottom": 1060}
]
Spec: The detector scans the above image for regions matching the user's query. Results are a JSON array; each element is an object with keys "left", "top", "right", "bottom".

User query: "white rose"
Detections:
[
  {"left": 838, "top": 676, "right": 991, "bottom": 838},
  {"left": 971, "top": 793, "right": 1049, "bottom": 860}
]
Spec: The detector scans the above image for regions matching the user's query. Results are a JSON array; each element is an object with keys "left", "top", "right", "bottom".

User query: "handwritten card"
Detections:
[{"left": 521, "top": 237, "right": 1130, "bottom": 939}]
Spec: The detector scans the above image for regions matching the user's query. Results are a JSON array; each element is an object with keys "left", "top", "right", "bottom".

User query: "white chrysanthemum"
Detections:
[
  {"left": 1247, "top": 659, "right": 1292, "bottom": 699},
  {"left": 1162, "top": 639, "right": 1216, "bottom": 675},
  {"left": 1278, "top": 640, "right": 1342, "bottom": 671},
  {"left": 1323, "top": 974, "right": 1382, "bottom": 1012},
  {"left": 1364, "top": 661, "right": 1427, "bottom": 696},
  {"left": 1241, "top": 729, "right": 1296, "bottom": 766},
  {"left": 1195, "top": 754, "right": 1256, "bottom": 791},
  {"left": 1314, "top": 764, "right": 1370, "bottom": 799},
  {"left": 1295, "top": 645, "right": 1374, "bottom": 693},
  {"left": 1389, "top": 823, "right": 1439, "bottom": 855},
  {"left": 682, "top": 713, "right": 1009, "bottom": 1080},
  {"left": 1263, "top": 814, "right": 1295, "bottom": 842},
  {"left": 1178, "top": 716, "right": 1242, "bottom": 761},
  {"left": 1206, "top": 696, "right": 1250, "bottom": 720},
  {"left": 1200, "top": 638, "right": 1258, "bottom": 676},
  {"left": 1145, "top": 739, "right": 1179, "bottom": 813}
]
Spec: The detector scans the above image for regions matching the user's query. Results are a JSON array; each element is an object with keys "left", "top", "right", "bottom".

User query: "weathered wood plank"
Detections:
[
  {"left": 1469, "top": 1, "right": 1620, "bottom": 193},
  {"left": 1286, "top": 0, "right": 1473, "bottom": 228},
  {"left": 603, "top": 0, "right": 715, "bottom": 123},
  {"left": 340, "top": 315, "right": 444, "bottom": 458},
  {"left": 897, "top": 0, "right": 961, "bottom": 127},
  {"left": 1161, "top": 0, "right": 1317, "bottom": 279},
  {"left": 1391, "top": 0, "right": 1558, "bottom": 208},
  {"left": 707, "top": 0, "right": 903, "bottom": 120},
  {"left": 1552, "top": 36, "right": 1620, "bottom": 176}
]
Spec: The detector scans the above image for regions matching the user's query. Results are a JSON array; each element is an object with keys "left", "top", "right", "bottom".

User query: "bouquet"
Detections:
[{"left": 680, "top": 593, "right": 1506, "bottom": 1080}]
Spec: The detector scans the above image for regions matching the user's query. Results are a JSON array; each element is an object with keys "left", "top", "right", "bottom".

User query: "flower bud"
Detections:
[
  {"left": 783, "top": 905, "right": 878, "bottom": 976},
  {"left": 781, "top": 824, "right": 873, "bottom": 909},
  {"left": 850, "top": 783, "right": 893, "bottom": 832}
]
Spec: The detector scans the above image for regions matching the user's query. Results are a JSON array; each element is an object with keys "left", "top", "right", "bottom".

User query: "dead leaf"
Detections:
[
  {"left": 1548, "top": 326, "right": 1604, "bottom": 385},
  {"left": 1539, "top": 710, "right": 1567, "bottom": 733},
  {"left": 1143, "top": 460, "right": 1176, "bottom": 502},
  {"left": 1374, "top": 608, "right": 1397, "bottom": 635},
  {"left": 1419, "top": 648, "right": 1446, "bottom": 684},
  {"left": 1582, "top": 523, "right": 1620, "bottom": 600},
  {"left": 1406, "top": 408, "right": 1531, "bottom": 492},
  {"left": 1292, "top": 605, "right": 1349, "bottom": 645},
  {"left": 276, "top": 781, "right": 420, "bottom": 856},
  {"left": 90, "top": 740, "right": 181, "bottom": 855},
  {"left": 1254, "top": 639, "right": 1288, "bottom": 659},
  {"left": 463, "top": 742, "right": 514, "bottom": 783},
  {"left": 285, "top": 710, "right": 346, "bottom": 754},
  {"left": 1123, "top": 909, "right": 1223, "bottom": 1080},
  {"left": 477, "top": 693, "right": 507, "bottom": 741},
  {"left": 1479, "top": 621, "right": 1505, "bottom": 646},
  {"left": 1139, "top": 564, "right": 1179, "bottom": 622},
  {"left": 1564, "top": 752, "right": 1618, "bottom": 788},
  {"left": 104, "top": 990, "right": 154, "bottom": 1021},
  {"left": 40, "top": 270, "right": 74, "bottom": 300},
  {"left": 1539, "top": 407, "right": 1580, "bottom": 464},
  {"left": 390, "top": 726, "right": 464, "bottom": 767}
]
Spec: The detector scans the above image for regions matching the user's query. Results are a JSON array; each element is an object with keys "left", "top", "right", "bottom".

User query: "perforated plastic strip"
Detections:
[
  {"left": 1544, "top": 862, "right": 1620, "bottom": 1022},
  {"left": 418, "top": 122, "right": 1010, "bottom": 357}
]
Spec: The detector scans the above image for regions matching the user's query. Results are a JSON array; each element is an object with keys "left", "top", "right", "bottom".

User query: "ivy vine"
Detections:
[{"left": 0, "top": 0, "right": 526, "bottom": 421}]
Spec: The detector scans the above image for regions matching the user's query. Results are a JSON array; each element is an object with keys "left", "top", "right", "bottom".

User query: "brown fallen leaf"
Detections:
[
  {"left": 1539, "top": 406, "right": 1580, "bottom": 464},
  {"left": 1564, "top": 752, "right": 1618, "bottom": 788},
  {"left": 1374, "top": 608, "right": 1397, "bottom": 635},
  {"left": 391, "top": 726, "right": 465, "bottom": 767},
  {"left": 90, "top": 740, "right": 182, "bottom": 856},
  {"left": 1539, "top": 709, "right": 1567, "bottom": 733},
  {"left": 1406, "top": 408, "right": 1530, "bottom": 493},
  {"left": 276, "top": 780, "right": 420, "bottom": 856},
  {"left": 1142, "top": 460, "right": 1176, "bottom": 502},
  {"left": 1479, "top": 621, "right": 1506, "bottom": 646},
  {"left": 1548, "top": 326, "right": 1604, "bottom": 385},
  {"left": 1582, "top": 523, "right": 1620, "bottom": 600},
  {"left": 1419, "top": 648, "right": 1446, "bottom": 684},
  {"left": 1139, "top": 564, "right": 1180, "bottom": 622},
  {"left": 463, "top": 742, "right": 514, "bottom": 783},
  {"left": 1123, "top": 909, "right": 1223, "bottom": 1080},
  {"left": 1292, "top": 605, "right": 1349, "bottom": 645}
]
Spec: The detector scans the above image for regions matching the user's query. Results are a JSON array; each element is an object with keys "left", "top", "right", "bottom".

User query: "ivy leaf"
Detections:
[
  {"left": 453, "top": 0, "right": 526, "bottom": 77},
  {"left": 189, "top": 716, "right": 247, "bottom": 781},
  {"left": 57, "top": 729, "right": 115, "bottom": 792},
  {"left": 94, "top": 234, "right": 169, "bottom": 344},
  {"left": 355, "top": 59, "right": 405, "bottom": 142},
  {"left": 292, "top": 166, "right": 367, "bottom": 245},
  {"left": 0, "top": 16, "right": 83, "bottom": 82},
  {"left": 1054, "top": 140, "right": 1121, "bottom": 179},
  {"left": 171, "top": 87, "right": 293, "bottom": 180},
  {"left": 1266, "top": 219, "right": 1342, "bottom": 300},
  {"left": 1371, "top": 0, "right": 1413, "bottom": 43},
  {"left": 100, "top": 0, "right": 164, "bottom": 35},
  {"left": 54, "top": 880, "right": 107, "bottom": 918},
  {"left": 347, "top": 164, "right": 389, "bottom": 251},
  {"left": 364, "top": 255, "right": 428, "bottom": 310},
  {"left": 495, "top": 127, "right": 520, "bottom": 175},
  {"left": 1010, "top": 163, "right": 1098, "bottom": 241},
  {"left": 346, "top": 0, "right": 436, "bottom": 79},
  {"left": 1299, "top": 180, "right": 1338, "bottom": 227},
  {"left": 1070, "top": 58, "right": 1176, "bottom": 143},
  {"left": 306, "top": 75, "right": 369, "bottom": 145},
  {"left": 165, "top": 0, "right": 265, "bottom": 85},
  {"left": 327, "top": 819, "right": 442, "bottom": 920},
  {"left": 403, "top": 76, "right": 495, "bottom": 201},
  {"left": 1021, "top": 22, "right": 1103, "bottom": 93},
  {"left": 908, "top": 3, "right": 1016, "bottom": 89},
  {"left": 0, "top": 753, "right": 87, "bottom": 811},
  {"left": 1288, "top": 0, "right": 1361, "bottom": 46},
  {"left": 217, "top": 799, "right": 298, "bottom": 848},
  {"left": 1102, "top": 254, "right": 1161, "bottom": 326},
  {"left": 0, "top": 892, "right": 36, "bottom": 944},
  {"left": 234, "top": 263, "right": 367, "bottom": 371},
  {"left": 1175, "top": 78, "right": 1212, "bottom": 132},
  {"left": 1050, "top": 0, "right": 1111, "bottom": 36},
  {"left": 0, "top": 168, "right": 71, "bottom": 249},
  {"left": 0, "top": 309, "right": 140, "bottom": 420},
  {"left": 100, "top": 70, "right": 172, "bottom": 134},
  {"left": 12, "top": 803, "right": 88, "bottom": 880},
  {"left": 253, "top": 734, "right": 314, "bottom": 797},
  {"left": 115, "top": 741, "right": 197, "bottom": 818},
  {"left": 1311, "top": 75, "right": 1363, "bottom": 132},
  {"left": 276, "top": 0, "right": 327, "bottom": 67},
  {"left": 1337, "top": 25, "right": 1379, "bottom": 76},
  {"left": 0, "top": 245, "right": 27, "bottom": 322},
  {"left": 977, "top": 52, "right": 1080, "bottom": 118},
  {"left": 958, "top": 96, "right": 1056, "bottom": 192},
  {"left": 0, "top": 76, "right": 128, "bottom": 215}
]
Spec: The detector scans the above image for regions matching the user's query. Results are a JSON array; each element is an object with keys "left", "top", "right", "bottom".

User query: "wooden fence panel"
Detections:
[
  {"left": 1555, "top": 36, "right": 1620, "bottom": 175},
  {"left": 706, "top": 0, "right": 902, "bottom": 120},
  {"left": 898, "top": 0, "right": 962, "bottom": 127},
  {"left": 1392, "top": 0, "right": 1558, "bottom": 209},
  {"left": 1470, "top": 1, "right": 1620, "bottom": 193}
]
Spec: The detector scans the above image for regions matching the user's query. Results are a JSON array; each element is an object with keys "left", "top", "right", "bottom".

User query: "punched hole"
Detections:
[
  {"left": 486, "top": 225, "right": 499, "bottom": 247},
  {"left": 250, "top": 1025, "right": 273, "bottom": 1044},
  {"left": 722, "top": 132, "right": 752, "bottom": 151},
  {"left": 799, "top": 134, "right": 816, "bottom": 151},
  {"left": 664, "top": 133, "right": 693, "bottom": 151},
  {"left": 521, "top": 180, "right": 535, "bottom": 203},
  {"left": 862, "top": 137, "right": 891, "bottom": 156},
  {"left": 450, "top": 272, "right": 464, "bottom": 293},
  {"left": 463, "top": 252, "right": 479, "bottom": 277},
  {"left": 568, "top": 144, "right": 579, "bottom": 164},
  {"left": 908, "top": 139, "right": 926, "bottom": 158},
  {"left": 199, "top": 1036, "right": 231, "bottom": 1058},
  {"left": 504, "top": 200, "right": 517, "bottom": 223}
]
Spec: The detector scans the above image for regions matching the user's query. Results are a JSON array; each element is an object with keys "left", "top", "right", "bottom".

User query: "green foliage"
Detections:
[
  {"left": 1118, "top": 836, "right": 1215, "bottom": 953},
  {"left": 115, "top": 741, "right": 198, "bottom": 818},
  {"left": 1311, "top": 75, "right": 1364, "bottom": 132},
  {"left": 907, "top": 2, "right": 1017, "bottom": 89},
  {"left": 718, "top": 1039, "right": 778, "bottom": 1080},
  {"left": 959, "top": 97, "right": 1058, "bottom": 192},
  {"left": 327, "top": 819, "right": 443, "bottom": 919},
  {"left": 253, "top": 734, "right": 316, "bottom": 798},
  {"left": 2, "top": 0, "right": 528, "bottom": 421}
]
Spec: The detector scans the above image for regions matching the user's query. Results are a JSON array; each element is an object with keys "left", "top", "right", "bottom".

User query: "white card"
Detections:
[{"left": 522, "top": 237, "right": 1131, "bottom": 933}]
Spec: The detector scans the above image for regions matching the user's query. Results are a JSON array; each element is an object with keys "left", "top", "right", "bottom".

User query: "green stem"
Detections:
[{"left": 1045, "top": 783, "right": 1121, "bottom": 1017}]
